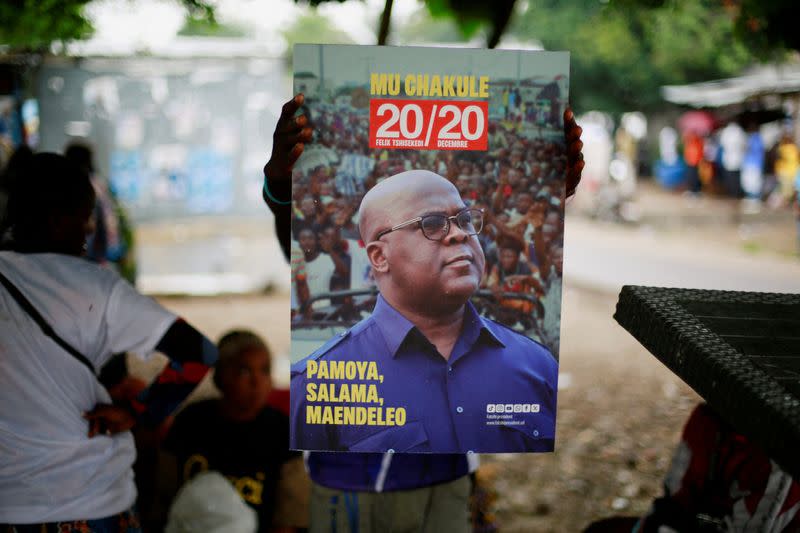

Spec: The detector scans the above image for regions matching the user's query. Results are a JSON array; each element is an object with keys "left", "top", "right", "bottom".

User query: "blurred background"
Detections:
[{"left": 1, "top": 0, "right": 799, "bottom": 530}]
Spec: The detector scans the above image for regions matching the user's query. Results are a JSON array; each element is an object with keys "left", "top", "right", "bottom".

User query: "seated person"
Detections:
[
  {"left": 162, "top": 330, "right": 307, "bottom": 533},
  {"left": 584, "top": 403, "right": 800, "bottom": 533}
]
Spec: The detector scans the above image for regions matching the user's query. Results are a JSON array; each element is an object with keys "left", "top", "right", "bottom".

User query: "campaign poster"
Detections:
[{"left": 290, "top": 44, "right": 569, "bottom": 454}]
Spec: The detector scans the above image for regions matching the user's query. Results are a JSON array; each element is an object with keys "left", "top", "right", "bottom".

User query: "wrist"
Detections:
[
  {"left": 263, "top": 165, "right": 292, "bottom": 205},
  {"left": 264, "top": 162, "right": 291, "bottom": 182},
  {"left": 114, "top": 397, "right": 143, "bottom": 427}
]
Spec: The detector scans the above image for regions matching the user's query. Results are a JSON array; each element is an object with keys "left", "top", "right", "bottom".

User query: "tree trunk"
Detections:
[
  {"left": 378, "top": 0, "right": 394, "bottom": 45},
  {"left": 487, "top": 0, "right": 516, "bottom": 49}
]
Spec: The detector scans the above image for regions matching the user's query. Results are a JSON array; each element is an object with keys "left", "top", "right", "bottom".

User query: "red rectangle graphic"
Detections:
[{"left": 369, "top": 99, "right": 488, "bottom": 151}]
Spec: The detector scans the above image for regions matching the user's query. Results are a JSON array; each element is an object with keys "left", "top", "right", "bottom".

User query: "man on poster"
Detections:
[
  {"left": 290, "top": 168, "right": 558, "bottom": 454},
  {"left": 266, "top": 92, "right": 583, "bottom": 532}
]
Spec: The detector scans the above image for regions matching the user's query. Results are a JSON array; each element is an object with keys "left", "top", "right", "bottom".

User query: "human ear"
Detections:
[{"left": 366, "top": 241, "right": 389, "bottom": 273}]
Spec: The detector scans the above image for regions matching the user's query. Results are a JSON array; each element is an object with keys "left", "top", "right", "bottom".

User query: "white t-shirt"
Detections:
[
  {"left": 346, "top": 239, "right": 372, "bottom": 291},
  {"left": 0, "top": 251, "right": 177, "bottom": 523},
  {"left": 659, "top": 126, "right": 679, "bottom": 165},
  {"left": 305, "top": 253, "right": 335, "bottom": 309},
  {"left": 289, "top": 240, "right": 304, "bottom": 311},
  {"left": 719, "top": 123, "right": 748, "bottom": 171}
]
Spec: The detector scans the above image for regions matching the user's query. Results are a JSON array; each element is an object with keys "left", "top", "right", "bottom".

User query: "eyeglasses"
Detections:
[{"left": 375, "top": 208, "right": 484, "bottom": 242}]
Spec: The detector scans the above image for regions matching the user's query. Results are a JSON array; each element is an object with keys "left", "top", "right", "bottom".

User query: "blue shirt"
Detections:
[
  {"left": 744, "top": 132, "right": 765, "bottom": 169},
  {"left": 303, "top": 451, "right": 472, "bottom": 492},
  {"left": 291, "top": 295, "right": 558, "bottom": 454}
]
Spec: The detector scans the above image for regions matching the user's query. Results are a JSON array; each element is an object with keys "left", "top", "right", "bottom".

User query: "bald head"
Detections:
[{"left": 358, "top": 170, "right": 457, "bottom": 242}]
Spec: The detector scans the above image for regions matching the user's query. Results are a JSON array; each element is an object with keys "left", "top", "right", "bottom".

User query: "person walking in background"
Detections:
[
  {"left": 683, "top": 131, "right": 704, "bottom": 195},
  {"left": 719, "top": 121, "right": 747, "bottom": 198},
  {"left": 741, "top": 124, "right": 765, "bottom": 212},
  {"left": 655, "top": 126, "right": 685, "bottom": 190},
  {"left": 773, "top": 133, "right": 799, "bottom": 207},
  {"left": 794, "top": 172, "right": 800, "bottom": 256}
]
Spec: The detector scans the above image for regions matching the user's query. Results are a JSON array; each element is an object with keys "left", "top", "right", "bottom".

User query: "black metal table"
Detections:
[{"left": 614, "top": 286, "right": 800, "bottom": 478}]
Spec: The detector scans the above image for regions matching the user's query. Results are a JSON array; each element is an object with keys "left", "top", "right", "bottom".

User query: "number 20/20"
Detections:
[{"left": 375, "top": 103, "right": 485, "bottom": 141}]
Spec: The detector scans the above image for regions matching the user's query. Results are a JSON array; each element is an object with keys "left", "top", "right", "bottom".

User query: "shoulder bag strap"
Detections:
[{"left": 0, "top": 269, "right": 96, "bottom": 374}]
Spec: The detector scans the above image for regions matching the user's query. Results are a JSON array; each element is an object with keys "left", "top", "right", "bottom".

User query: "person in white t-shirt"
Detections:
[
  {"left": 719, "top": 121, "right": 748, "bottom": 198},
  {"left": 297, "top": 227, "right": 336, "bottom": 312},
  {"left": 0, "top": 150, "right": 218, "bottom": 532}
]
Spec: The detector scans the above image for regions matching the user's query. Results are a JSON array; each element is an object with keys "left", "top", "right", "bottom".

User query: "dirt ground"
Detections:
[
  {"left": 135, "top": 282, "right": 700, "bottom": 533},
  {"left": 482, "top": 284, "right": 699, "bottom": 532}
]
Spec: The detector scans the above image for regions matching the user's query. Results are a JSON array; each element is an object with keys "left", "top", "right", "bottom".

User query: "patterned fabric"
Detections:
[
  {"left": 6, "top": 508, "right": 141, "bottom": 533},
  {"left": 134, "top": 360, "right": 211, "bottom": 427},
  {"left": 640, "top": 403, "right": 800, "bottom": 532}
]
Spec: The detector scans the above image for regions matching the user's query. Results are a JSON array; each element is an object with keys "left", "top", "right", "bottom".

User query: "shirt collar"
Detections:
[
  {"left": 372, "top": 295, "right": 417, "bottom": 358},
  {"left": 458, "top": 298, "right": 506, "bottom": 352},
  {"left": 372, "top": 295, "right": 505, "bottom": 359}
]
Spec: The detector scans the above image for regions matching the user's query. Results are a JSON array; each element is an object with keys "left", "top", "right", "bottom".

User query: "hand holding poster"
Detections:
[{"left": 290, "top": 44, "right": 569, "bottom": 454}]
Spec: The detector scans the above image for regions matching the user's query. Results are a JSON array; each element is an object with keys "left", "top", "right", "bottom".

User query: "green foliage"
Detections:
[
  {"left": 509, "top": 0, "right": 758, "bottom": 114},
  {"left": 391, "top": 6, "right": 470, "bottom": 44},
  {"left": 282, "top": 10, "right": 355, "bottom": 63},
  {"left": 423, "top": 0, "right": 517, "bottom": 48},
  {"left": 0, "top": 0, "right": 217, "bottom": 52},
  {"left": 282, "top": 10, "right": 355, "bottom": 46},
  {"left": 425, "top": 0, "right": 482, "bottom": 39},
  {"left": 0, "top": 0, "right": 94, "bottom": 51},
  {"left": 178, "top": 15, "right": 247, "bottom": 37},
  {"left": 175, "top": 0, "right": 216, "bottom": 23},
  {"left": 294, "top": 0, "right": 511, "bottom": 46}
]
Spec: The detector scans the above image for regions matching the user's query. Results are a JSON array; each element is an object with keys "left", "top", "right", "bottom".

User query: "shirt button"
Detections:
[
  {"left": 456, "top": 406, "right": 464, "bottom": 413},
  {"left": 533, "top": 430, "right": 539, "bottom": 437},
  {"left": 387, "top": 448, "right": 395, "bottom": 454},
  {"left": 448, "top": 366, "right": 453, "bottom": 373}
]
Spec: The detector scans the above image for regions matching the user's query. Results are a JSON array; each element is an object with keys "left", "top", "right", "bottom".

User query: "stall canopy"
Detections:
[{"left": 662, "top": 63, "right": 800, "bottom": 108}]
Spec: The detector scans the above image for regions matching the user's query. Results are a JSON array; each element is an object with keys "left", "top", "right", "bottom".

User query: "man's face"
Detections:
[
  {"left": 300, "top": 197, "right": 317, "bottom": 218},
  {"left": 333, "top": 209, "right": 351, "bottom": 227},
  {"left": 298, "top": 229, "right": 317, "bottom": 256},
  {"left": 515, "top": 193, "right": 533, "bottom": 214},
  {"left": 380, "top": 179, "right": 485, "bottom": 308},
  {"left": 320, "top": 226, "right": 339, "bottom": 250},
  {"left": 499, "top": 247, "right": 519, "bottom": 272},
  {"left": 542, "top": 211, "right": 561, "bottom": 243}
]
